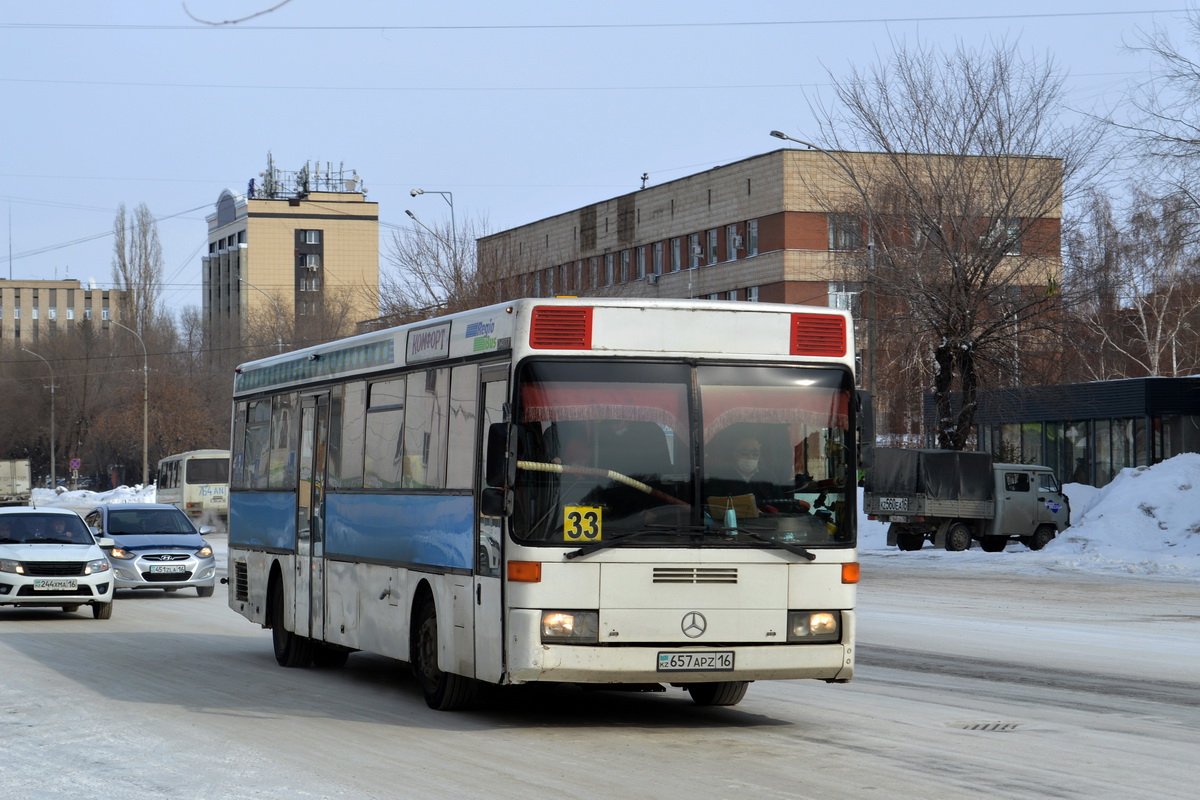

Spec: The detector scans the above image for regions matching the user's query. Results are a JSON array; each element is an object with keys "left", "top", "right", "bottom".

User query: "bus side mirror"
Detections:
[{"left": 485, "top": 422, "right": 517, "bottom": 488}]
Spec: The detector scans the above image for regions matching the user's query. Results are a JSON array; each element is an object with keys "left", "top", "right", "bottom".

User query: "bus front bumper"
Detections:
[{"left": 505, "top": 609, "right": 855, "bottom": 685}]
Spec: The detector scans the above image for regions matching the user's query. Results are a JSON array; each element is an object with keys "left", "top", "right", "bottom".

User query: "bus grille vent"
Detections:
[
  {"left": 234, "top": 560, "right": 249, "bottom": 602},
  {"left": 653, "top": 567, "right": 738, "bottom": 584},
  {"left": 791, "top": 313, "right": 847, "bottom": 357},
  {"left": 529, "top": 306, "right": 593, "bottom": 349}
]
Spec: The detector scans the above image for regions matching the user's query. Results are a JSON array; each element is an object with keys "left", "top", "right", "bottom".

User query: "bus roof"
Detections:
[{"left": 232, "top": 297, "right": 854, "bottom": 398}]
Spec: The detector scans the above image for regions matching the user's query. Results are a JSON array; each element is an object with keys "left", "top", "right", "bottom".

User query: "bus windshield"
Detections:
[{"left": 512, "top": 360, "right": 854, "bottom": 548}]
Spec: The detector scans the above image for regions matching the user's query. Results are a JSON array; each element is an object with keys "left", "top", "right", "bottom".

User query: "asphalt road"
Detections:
[{"left": 2, "top": 547, "right": 1197, "bottom": 800}]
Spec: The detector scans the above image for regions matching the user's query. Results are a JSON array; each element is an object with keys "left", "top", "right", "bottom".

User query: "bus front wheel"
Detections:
[
  {"left": 412, "top": 596, "right": 477, "bottom": 710},
  {"left": 687, "top": 681, "right": 749, "bottom": 706}
]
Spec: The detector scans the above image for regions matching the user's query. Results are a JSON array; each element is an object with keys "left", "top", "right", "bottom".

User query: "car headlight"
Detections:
[
  {"left": 787, "top": 611, "right": 841, "bottom": 643},
  {"left": 108, "top": 547, "right": 136, "bottom": 560},
  {"left": 1, "top": 559, "right": 25, "bottom": 575},
  {"left": 84, "top": 559, "right": 111, "bottom": 575},
  {"left": 196, "top": 544, "right": 213, "bottom": 558},
  {"left": 541, "top": 610, "right": 599, "bottom": 643}
]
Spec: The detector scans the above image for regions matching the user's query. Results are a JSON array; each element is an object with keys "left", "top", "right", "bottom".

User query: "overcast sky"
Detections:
[{"left": 0, "top": 1, "right": 1185, "bottom": 315}]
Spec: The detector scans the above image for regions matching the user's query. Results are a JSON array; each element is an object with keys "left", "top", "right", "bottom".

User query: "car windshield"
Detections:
[
  {"left": 0, "top": 514, "right": 92, "bottom": 544},
  {"left": 107, "top": 509, "right": 196, "bottom": 535},
  {"left": 510, "top": 360, "right": 855, "bottom": 549}
]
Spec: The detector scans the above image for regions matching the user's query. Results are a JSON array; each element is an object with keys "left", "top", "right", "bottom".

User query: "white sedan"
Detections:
[{"left": 0, "top": 506, "right": 115, "bottom": 618}]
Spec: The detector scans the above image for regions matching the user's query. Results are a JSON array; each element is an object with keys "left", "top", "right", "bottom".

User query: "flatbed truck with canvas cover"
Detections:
[
  {"left": 0, "top": 459, "right": 32, "bottom": 506},
  {"left": 863, "top": 448, "right": 1069, "bottom": 552}
]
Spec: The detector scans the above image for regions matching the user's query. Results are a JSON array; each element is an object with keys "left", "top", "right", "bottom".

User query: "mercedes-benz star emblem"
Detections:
[{"left": 681, "top": 611, "right": 707, "bottom": 638}]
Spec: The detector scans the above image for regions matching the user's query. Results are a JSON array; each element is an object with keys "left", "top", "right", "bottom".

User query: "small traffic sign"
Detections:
[{"left": 70, "top": 458, "right": 82, "bottom": 470}]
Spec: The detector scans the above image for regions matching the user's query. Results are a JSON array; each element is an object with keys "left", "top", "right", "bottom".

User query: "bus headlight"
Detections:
[
  {"left": 541, "top": 610, "right": 599, "bottom": 643},
  {"left": 787, "top": 611, "right": 840, "bottom": 643}
]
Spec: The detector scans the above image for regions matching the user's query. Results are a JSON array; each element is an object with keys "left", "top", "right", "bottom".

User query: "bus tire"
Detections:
[
  {"left": 945, "top": 523, "right": 971, "bottom": 551},
  {"left": 92, "top": 601, "right": 113, "bottom": 620},
  {"left": 687, "top": 681, "right": 749, "bottom": 706},
  {"left": 412, "top": 596, "right": 477, "bottom": 710},
  {"left": 271, "top": 580, "right": 314, "bottom": 668},
  {"left": 1027, "top": 525, "right": 1057, "bottom": 551},
  {"left": 980, "top": 536, "right": 1008, "bottom": 552}
]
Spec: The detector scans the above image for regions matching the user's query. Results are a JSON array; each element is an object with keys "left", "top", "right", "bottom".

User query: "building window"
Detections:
[
  {"left": 829, "top": 281, "right": 863, "bottom": 316},
  {"left": 727, "top": 290, "right": 737, "bottom": 301},
  {"left": 101, "top": 308, "right": 110, "bottom": 321},
  {"left": 747, "top": 220, "right": 758, "bottom": 257},
  {"left": 726, "top": 224, "right": 740, "bottom": 261},
  {"left": 67, "top": 308, "right": 74, "bottom": 320},
  {"left": 605, "top": 253, "right": 614, "bottom": 286},
  {"left": 620, "top": 250, "right": 631, "bottom": 283},
  {"left": 636, "top": 246, "right": 646, "bottom": 279},
  {"left": 988, "top": 218, "right": 1022, "bottom": 255},
  {"left": 302, "top": 230, "right": 321, "bottom": 244},
  {"left": 304, "top": 253, "right": 321, "bottom": 269},
  {"left": 533, "top": 271, "right": 542, "bottom": 296},
  {"left": 689, "top": 234, "right": 701, "bottom": 269},
  {"left": 653, "top": 242, "right": 663, "bottom": 274},
  {"left": 32, "top": 308, "right": 38, "bottom": 320},
  {"left": 747, "top": 286, "right": 760, "bottom": 302},
  {"left": 48, "top": 308, "right": 56, "bottom": 320},
  {"left": 84, "top": 308, "right": 92, "bottom": 320},
  {"left": 706, "top": 229, "right": 718, "bottom": 265},
  {"left": 670, "top": 238, "right": 682, "bottom": 272},
  {"left": 707, "top": 293, "right": 719, "bottom": 300},
  {"left": 829, "top": 214, "right": 863, "bottom": 251}
]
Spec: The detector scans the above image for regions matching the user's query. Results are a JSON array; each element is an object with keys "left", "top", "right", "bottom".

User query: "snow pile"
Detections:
[
  {"left": 33, "top": 484, "right": 156, "bottom": 507},
  {"left": 1048, "top": 453, "right": 1200, "bottom": 578}
]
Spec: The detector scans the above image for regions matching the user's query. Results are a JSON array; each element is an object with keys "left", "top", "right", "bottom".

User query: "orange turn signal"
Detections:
[
  {"left": 507, "top": 561, "right": 542, "bottom": 583},
  {"left": 841, "top": 562, "right": 860, "bottom": 584}
]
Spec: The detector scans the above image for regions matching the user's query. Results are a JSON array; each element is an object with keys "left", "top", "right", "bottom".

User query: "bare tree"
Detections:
[
  {"left": 380, "top": 216, "right": 493, "bottom": 324},
  {"left": 1065, "top": 185, "right": 1200, "bottom": 379},
  {"left": 804, "top": 40, "right": 1106, "bottom": 449},
  {"left": 111, "top": 202, "right": 165, "bottom": 332}
]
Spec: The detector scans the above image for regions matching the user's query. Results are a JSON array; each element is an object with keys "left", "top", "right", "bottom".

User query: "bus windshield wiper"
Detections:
[
  {"left": 723, "top": 526, "right": 816, "bottom": 560},
  {"left": 564, "top": 528, "right": 675, "bottom": 560}
]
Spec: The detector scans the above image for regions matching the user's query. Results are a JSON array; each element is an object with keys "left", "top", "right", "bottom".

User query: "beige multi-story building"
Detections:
[
  {"left": 0, "top": 279, "right": 120, "bottom": 343},
  {"left": 202, "top": 158, "right": 380, "bottom": 354}
]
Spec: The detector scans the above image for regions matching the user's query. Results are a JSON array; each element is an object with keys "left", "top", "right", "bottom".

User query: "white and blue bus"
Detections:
[
  {"left": 156, "top": 449, "right": 230, "bottom": 526},
  {"left": 226, "top": 298, "right": 861, "bottom": 709}
]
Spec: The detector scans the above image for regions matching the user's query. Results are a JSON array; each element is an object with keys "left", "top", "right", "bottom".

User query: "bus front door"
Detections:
[
  {"left": 475, "top": 369, "right": 507, "bottom": 683},
  {"left": 297, "top": 393, "right": 330, "bottom": 642}
]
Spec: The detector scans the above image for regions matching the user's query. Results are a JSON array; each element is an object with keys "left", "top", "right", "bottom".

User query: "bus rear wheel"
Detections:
[
  {"left": 687, "top": 681, "right": 749, "bottom": 706},
  {"left": 412, "top": 596, "right": 477, "bottom": 710},
  {"left": 271, "top": 580, "right": 314, "bottom": 668}
]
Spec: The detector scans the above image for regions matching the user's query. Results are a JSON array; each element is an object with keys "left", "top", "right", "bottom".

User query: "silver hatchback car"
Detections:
[{"left": 84, "top": 504, "right": 217, "bottom": 597}]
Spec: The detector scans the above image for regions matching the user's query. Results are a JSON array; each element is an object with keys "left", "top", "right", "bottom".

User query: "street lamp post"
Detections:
[
  {"left": 21, "top": 347, "right": 55, "bottom": 488},
  {"left": 409, "top": 188, "right": 457, "bottom": 253},
  {"left": 769, "top": 130, "right": 877, "bottom": 404},
  {"left": 238, "top": 275, "right": 285, "bottom": 352},
  {"left": 110, "top": 319, "right": 149, "bottom": 488}
]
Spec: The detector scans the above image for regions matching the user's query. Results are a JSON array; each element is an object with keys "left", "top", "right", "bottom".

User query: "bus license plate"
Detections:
[
  {"left": 877, "top": 497, "right": 909, "bottom": 512},
  {"left": 149, "top": 565, "right": 187, "bottom": 574},
  {"left": 657, "top": 651, "right": 735, "bottom": 672},
  {"left": 34, "top": 578, "right": 78, "bottom": 591}
]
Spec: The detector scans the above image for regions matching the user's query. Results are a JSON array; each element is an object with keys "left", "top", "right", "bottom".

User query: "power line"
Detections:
[{"left": 0, "top": 10, "right": 1188, "bottom": 32}]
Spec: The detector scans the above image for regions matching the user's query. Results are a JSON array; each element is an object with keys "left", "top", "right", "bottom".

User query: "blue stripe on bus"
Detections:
[
  {"left": 229, "top": 492, "right": 297, "bottom": 550},
  {"left": 325, "top": 494, "right": 474, "bottom": 571}
]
